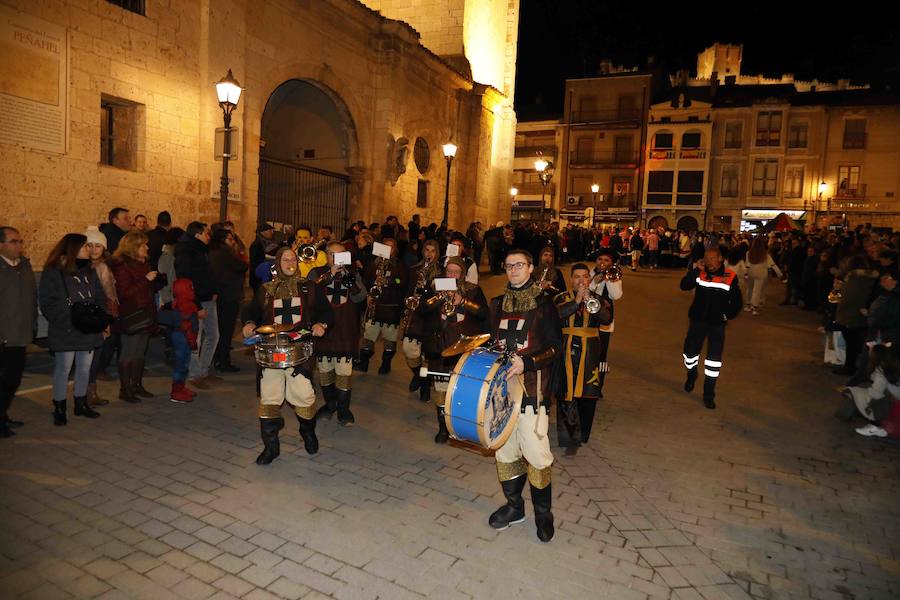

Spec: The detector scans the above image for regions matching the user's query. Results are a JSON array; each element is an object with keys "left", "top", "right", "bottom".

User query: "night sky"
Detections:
[{"left": 514, "top": 0, "right": 900, "bottom": 118}]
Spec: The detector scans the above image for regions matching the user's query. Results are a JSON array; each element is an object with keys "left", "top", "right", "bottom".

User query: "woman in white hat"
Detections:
[{"left": 85, "top": 225, "right": 118, "bottom": 406}]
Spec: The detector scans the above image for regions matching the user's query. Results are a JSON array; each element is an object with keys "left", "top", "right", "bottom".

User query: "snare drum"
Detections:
[
  {"left": 254, "top": 333, "right": 313, "bottom": 369},
  {"left": 444, "top": 349, "right": 523, "bottom": 450}
]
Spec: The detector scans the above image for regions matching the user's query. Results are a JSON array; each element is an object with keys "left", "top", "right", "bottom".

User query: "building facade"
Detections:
[{"left": 0, "top": 0, "right": 519, "bottom": 262}]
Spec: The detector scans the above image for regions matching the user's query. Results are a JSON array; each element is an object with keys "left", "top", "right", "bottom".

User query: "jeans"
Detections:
[
  {"left": 189, "top": 300, "right": 219, "bottom": 379},
  {"left": 171, "top": 331, "right": 191, "bottom": 383},
  {"left": 53, "top": 350, "right": 94, "bottom": 400},
  {"left": 648, "top": 250, "right": 659, "bottom": 268}
]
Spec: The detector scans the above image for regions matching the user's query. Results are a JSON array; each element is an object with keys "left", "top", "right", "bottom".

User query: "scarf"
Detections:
[{"left": 501, "top": 279, "right": 542, "bottom": 313}]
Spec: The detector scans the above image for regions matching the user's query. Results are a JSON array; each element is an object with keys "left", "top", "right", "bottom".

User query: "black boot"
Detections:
[
  {"left": 335, "top": 389, "right": 355, "bottom": 426},
  {"left": 118, "top": 361, "right": 139, "bottom": 403},
  {"left": 315, "top": 384, "right": 337, "bottom": 421},
  {"left": 52, "top": 400, "right": 67, "bottom": 427},
  {"left": 531, "top": 483, "right": 555, "bottom": 543},
  {"left": 703, "top": 376, "right": 717, "bottom": 409},
  {"left": 434, "top": 406, "right": 449, "bottom": 444},
  {"left": 377, "top": 349, "right": 395, "bottom": 375},
  {"left": 132, "top": 359, "right": 154, "bottom": 398},
  {"left": 73, "top": 396, "right": 100, "bottom": 418},
  {"left": 577, "top": 398, "right": 597, "bottom": 444},
  {"left": 408, "top": 366, "right": 421, "bottom": 392},
  {"left": 419, "top": 378, "right": 431, "bottom": 403},
  {"left": 488, "top": 475, "right": 526, "bottom": 530},
  {"left": 256, "top": 417, "right": 284, "bottom": 465},
  {"left": 297, "top": 415, "right": 319, "bottom": 455},
  {"left": 684, "top": 368, "right": 697, "bottom": 392},
  {"left": 355, "top": 348, "right": 372, "bottom": 373}
]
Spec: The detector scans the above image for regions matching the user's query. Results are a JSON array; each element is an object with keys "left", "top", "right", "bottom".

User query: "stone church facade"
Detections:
[{"left": 0, "top": 0, "right": 519, "bottom": 260}]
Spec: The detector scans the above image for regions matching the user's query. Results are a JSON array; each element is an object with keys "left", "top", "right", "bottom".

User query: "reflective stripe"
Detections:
[
  {"left": 683, "top": 353, "right": 700, "bottom": 363},
  {"left": 684, "top": 359, "right": 699, "bottom": 367},
  {"left": 704, "top": 359, "right": 722, "bottom": 367},
  {"left": 704, "top": 369, "right": 720, "bottom": 377},
  {"left": 695, "top": 277, "right": 731, "bottom": 291}
]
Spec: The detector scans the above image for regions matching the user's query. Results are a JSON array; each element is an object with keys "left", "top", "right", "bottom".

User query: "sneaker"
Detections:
[
  {"left": 744, "top": 305, "right": 752, "bottom": 312},
  {"left": 752, "top": 309, "right": 760, "bottom": 316},
  {"left": 855, "top": 424, "right": 887, "bottom": 438}
]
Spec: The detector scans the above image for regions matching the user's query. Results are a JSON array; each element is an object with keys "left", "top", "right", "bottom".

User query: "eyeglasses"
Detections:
[{"left": 503, "top": 262, "right": 528, "bottom": 272}]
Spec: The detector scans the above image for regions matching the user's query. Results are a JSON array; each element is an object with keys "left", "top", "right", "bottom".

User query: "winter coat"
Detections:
[
  {"left": 680, "top": 265, "right": 743, "bottom": 324},
  {"left": 0, "top": 257, "right": 37, "bottom": 347},
  {"left": 112, "top": 257, "right": 164, "bottom": 334},
  {"left": 99, "top": 223, "right": 126, "bottom": 254},
  {"left": 866, "top": 288, "right": 900, "bottom": 344},
  {"left": 157, "top": 246, "right": 177, "bottom": 307},
  {"left": 836, "top": 269, "right": 880, "bottom": 329},
  {"left": 209, "top": 244, "right": 248, "bottom": 303},
  {"left": 175, "top": 237, "right": 217, "bottom": 302},
  {"left": 39, "top": 265, "right": 107, "bottom": 352}
]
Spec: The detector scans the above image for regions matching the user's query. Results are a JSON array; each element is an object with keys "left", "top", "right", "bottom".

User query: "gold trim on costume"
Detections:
[
  {"left": 528, "top": 464, "right": 552, "bottom": 489},
  {"left": 501, "top": 283, "right": 541, "bottom": 313},
  {"left": 258, "top": 404, "right": 283, "bottom": 419},
  {"left": 294, "top": 405, "right": 316, "bottom": 420},
  {"left": 335, "top": 374, "right": 352, "bottom": 391},
  {"left": 319, "top": 370, "right": 336, "bottom": 386},
  {"left": 496, "top": 458, "right": 527, "bottom": 482}
]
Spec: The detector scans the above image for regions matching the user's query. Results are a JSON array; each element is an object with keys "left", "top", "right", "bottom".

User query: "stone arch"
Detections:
[
  {"left": 648, "top": 215, "right": 669, "bottom": 230},
  {"left": 677, "top": 215, "right": 699, "bottom": 232}
]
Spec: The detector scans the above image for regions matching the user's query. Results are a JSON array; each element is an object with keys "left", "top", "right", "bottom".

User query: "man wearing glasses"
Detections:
[
  {"left": 487, "top": 250, "right": 562, "bottom": 542},
  {"left": 0, "top": 227, "right": 37, "bottom": 438}
]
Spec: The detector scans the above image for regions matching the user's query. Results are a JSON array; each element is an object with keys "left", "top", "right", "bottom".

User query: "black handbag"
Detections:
[{"left": 61, "top": 271, "right": 112, "bottom": 334}]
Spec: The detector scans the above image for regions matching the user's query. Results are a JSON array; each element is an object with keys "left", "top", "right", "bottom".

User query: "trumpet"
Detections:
[
  {"left": 537, "top": 265, "right": 559, "bottom": 293},
  {"left": 591, "top": 265, "right": 623, "bottom": 287},
  {"left": 314, "top": 265, "right": 356, "bottom": 288},
  {"left": 293, "top": 238, "right": 327, "bottom": 263},
  {"left": 437, "top": 291, "right": 458, "bottom": 316},
  {"left": 585, "top": 293, "right": 604, "bottom": 314}
]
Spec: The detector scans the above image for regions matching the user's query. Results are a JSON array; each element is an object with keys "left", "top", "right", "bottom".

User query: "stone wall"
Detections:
[{"left": 0, "top": 0, "right": 516, "bottom": 263}]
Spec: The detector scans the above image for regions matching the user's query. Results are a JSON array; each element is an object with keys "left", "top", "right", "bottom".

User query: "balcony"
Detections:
[
  {"left": 835, "top": 184, "right": 867, "bottom": 199},
  {"left": 569, "top": 150, "right": 640, "bottom": 168},
  {"left": 679, "top": 148, "right": 707, "bottom": 159},
  {"left": 594, "top": 193, "right": 638, "bottom": 213},
  {"left": 570, "top": 108, "right": 642, "bottom": 128},
  {"left": 514, "top": 145, "right": 558, "bottom": 158},
  {"left": 648, "top": 149, "right": 676, "bottom": 160},
  {"left": 514, "top": 182, "right": 556, "bottom": 196}
]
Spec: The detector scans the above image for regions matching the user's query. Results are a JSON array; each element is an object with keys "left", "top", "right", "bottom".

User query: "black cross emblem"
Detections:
[
  {"left": 328, "top": 282, "right": 349, "bottom": 305},
  {"left": 273, "top": 297, "right": 302, "bottom": 325},
  {"left": 498, "top": 317, "right": 528, "bottom": 350}
]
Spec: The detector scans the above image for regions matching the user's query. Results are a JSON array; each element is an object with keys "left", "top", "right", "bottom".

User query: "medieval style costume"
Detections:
[
  {"left": 401, "top": 240, "right": 440, "bottom": 402},
  {"left": 313, "top": 264, "right": 367, "bottom": 426},
  {"left": 488, "top": 276, "right": 562, "bottom": 543},
  {"left": 420, "top": 257, "right": 490, "bottom": 443},
  {"left": 242, "top": 248, "right": 333, "bottom": 464},
  {"left": 358, "top": 251, "right": 408, "bottom": 374}
]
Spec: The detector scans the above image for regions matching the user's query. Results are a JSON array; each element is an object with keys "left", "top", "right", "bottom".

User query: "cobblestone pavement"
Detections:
[{"left": 1, "top": 268, "right": 898, "bottom": 600}]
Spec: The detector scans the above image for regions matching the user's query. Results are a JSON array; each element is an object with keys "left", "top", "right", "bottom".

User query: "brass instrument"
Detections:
[
  {"left": 537, "top": 265, "right": 560, "bottom": 293},
  {"left": 405, "top": 260, "right": 432, "bottom": 311},
  {"left": 437, "top": 291, "right": 458, "bottom": 316},
  {"left": 314, "top": 265, "right": 357, "bottom": 288},
  {"left": 827, "top": 279, "right": 844, "bottom": 304},
  {"left": 294, "top": 239, "right": 327, "bottom": 263},
  {"left": 366, "top": 257, "right": 388, "bottom": 320},
  {"left": 585, "top": 292, "right": 603, "bottom": 314}
]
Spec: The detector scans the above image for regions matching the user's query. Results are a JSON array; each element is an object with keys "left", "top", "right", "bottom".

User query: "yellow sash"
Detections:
[{"left": 563, "top": 314, "right": 599, "bottom": 401}]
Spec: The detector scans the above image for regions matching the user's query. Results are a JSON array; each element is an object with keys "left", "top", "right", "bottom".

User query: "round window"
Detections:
[{"left": 414, "top": 137, "right": 430, "bottom": 174}]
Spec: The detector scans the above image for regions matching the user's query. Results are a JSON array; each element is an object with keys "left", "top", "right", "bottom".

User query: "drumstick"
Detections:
[{"left": 534, "top": 370, "right": 545, "bottom": 439}]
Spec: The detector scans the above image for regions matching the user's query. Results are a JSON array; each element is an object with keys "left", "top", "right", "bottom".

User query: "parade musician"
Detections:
[
  {"left": 420, "top": 256, "right": 489, "bottom": 443},
  {"left": 401, "top": 240, "right": 440, "bottom": 402},
  {"left": 487, "top": 249, "right": 562, "bottom": 543},
  {"left": 242, "top": 247, "right": 333, "bottom": 464},
  {"left": 357, "top": 238, "right": 409, "bottom": 374}
]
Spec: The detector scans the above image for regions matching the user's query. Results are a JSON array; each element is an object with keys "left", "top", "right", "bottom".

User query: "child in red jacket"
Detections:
[{"left": 157, "top": 279, "right": 204, "bottom": 402}]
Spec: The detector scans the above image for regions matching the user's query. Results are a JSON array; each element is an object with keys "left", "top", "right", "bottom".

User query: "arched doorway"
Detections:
[
  {"left": 677, "top": 215, "right": 699, "bottom": 232},
  {"left": 648, "top": 215, "right": 669, "bottom": 230},
  {"left": 258, "top": 79, "right": 359, "bottom": 235}
]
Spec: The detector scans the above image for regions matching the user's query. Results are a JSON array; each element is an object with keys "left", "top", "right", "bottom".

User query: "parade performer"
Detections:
[
  {"left": 554, "top": 259, "right": 621, "bottom": 454},
  {"left": 358, "top": 238, "right": 408, "bottom": 374},
  {"left": 420, "top": 257, "right": 489, "bottom": 443},
  {"left": 536, "top": 246, "right": 566, "bottom": 297},
  {"left": 313, "top": 242, "right": 367, "bottom": 426},
  {"left": 242, "top": 247, "right": 333, "bottom": 464},
  {"left": 442, "top": 234, "right": 479, "bottom": 284},
  {"left": 680, "top": 246, "right": 743, "bottom": 409},
  {"left": 292, "top": 226, "right": 327, "bottom": 278},
  {"left": 401, "top": 240, "right": 440, "bottom": 401},
  {"left": 487, "top": 250, "right": 562, "bottom": 543}
]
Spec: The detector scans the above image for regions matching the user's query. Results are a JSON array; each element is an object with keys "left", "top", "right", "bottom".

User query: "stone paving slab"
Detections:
[{"left": 1, "top": 269, "right": 898, "bottom": 599}]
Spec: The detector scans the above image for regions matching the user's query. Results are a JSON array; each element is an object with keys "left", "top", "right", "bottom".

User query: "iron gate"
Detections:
[{"left": 258, "top": 157, "right": 349, "bottom": 235}]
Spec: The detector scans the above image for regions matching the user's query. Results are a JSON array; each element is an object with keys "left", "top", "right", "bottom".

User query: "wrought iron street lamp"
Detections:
[
  {"left": 442, "top": 142, "right": 458, "bottom": 226},
  {"left": 535, "top": 157, "right": 554, "bottom": 221},
  {"left": 215, "top": 69, "right": 242, "bottom": 223},
  {"left": 819, "top": 180, "right": 829, "bottom": 222},
  {"left": 591, "top": 183, "right": 600, "bottom": 223}
]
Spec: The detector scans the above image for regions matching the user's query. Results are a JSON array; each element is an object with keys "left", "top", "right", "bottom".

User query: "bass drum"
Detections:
[{"left": 444, "top": 349, "right": 523, "bottom": 450}]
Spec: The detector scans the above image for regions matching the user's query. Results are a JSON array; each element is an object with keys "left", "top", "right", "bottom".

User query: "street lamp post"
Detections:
[
  {"left": 591, "top": 183, "right": 600, "bottom": 225},
  {"left": 535, "top": 157, "right": 554, "bottom": 222},
  {"left": 442, "top": 142, "right": 458, "bottom": 226},
  {"left": 215, "top": 69, "right": 243, "bottom": 223},
  {"left": 818, "top": 180, "right": 828, "bottom": 228}
]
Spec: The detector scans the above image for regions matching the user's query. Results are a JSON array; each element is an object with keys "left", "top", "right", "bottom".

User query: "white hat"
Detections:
[{"left": 85, "top": 225, "right": 107, "bottom": 248}]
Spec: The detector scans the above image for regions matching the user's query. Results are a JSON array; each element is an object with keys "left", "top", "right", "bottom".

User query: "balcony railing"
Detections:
[
  {"left": 514, "top": 182, "right": 556, "bottom": 196},
  {"left": 595, "top": 193, "right": 638, "bottom": 213},
  {"left": 569, "top": 150, "right": 640, "bottom": 167},
  {"left": 570, "top": 108, "right": 642, "bottom": 127},
  {"left": 514, "top": 145, "right": 558, "bottom": 158},
  {"left": 829, "top": 198, "right": 900, "bottom": 213},
  {"left": 679, "top": 148, "right": 707, "bottom": 159},
  {"left": 835, "top": 184, "right": 867, "bottom": 199},
  {"left": 648, "top": 149, "right": 676, "bottom": 160}
]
